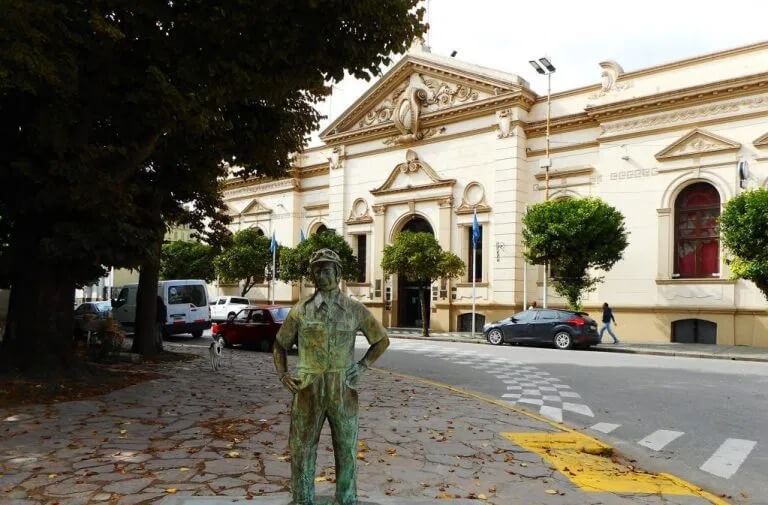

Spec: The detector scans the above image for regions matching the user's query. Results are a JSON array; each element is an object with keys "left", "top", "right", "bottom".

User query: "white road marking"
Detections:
[
  {"left": 540, "top": 406, "right": 563, "bottom": 422},
  {"left": 559, "top": 391, "right": 581, "bottom": 398},
  {"left": 542, "top": 395, "right": 561, "bottom": 402},
  {"left": 518, "top": 398, "right": 544, "bottom": 406},
  {"left": 502, "top": 393, "right": 521, "bottom": 399},
  {"left": 562, "top": 403, "right": 594, "bottom": 417},
  {"left": 700, "top": 438, "right": 757, "bottom": 479},
  {"left": 638, "top": 430, "right": 684, "bottom": 451},
  {"left": 590, "top": 422, "right": 621, "bottom": 434}
]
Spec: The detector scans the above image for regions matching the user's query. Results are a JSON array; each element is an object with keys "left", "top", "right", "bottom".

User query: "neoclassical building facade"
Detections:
[{"left": 220, "top": 40, "right": 768, "bottom": 346}]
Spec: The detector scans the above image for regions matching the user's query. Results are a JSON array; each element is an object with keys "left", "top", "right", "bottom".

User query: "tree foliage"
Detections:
[
  {"left": 0, "top": 0, "right": 426, "bottom": 367},
  {"left": 213, "top": 229, "right": 272, "bottom": 297},
  {"left": 160, "top": 241, "right": 216, "bottom": 283},
  {"left": 381, "top": 231, "right": 465, "bottom": 336},
  {"left": 279, "top": 230, "right": 358, "bottom": 284},
  {"left": 522, "top": 198, "right": 628, "bottom": 310},
  {"left": 720, "top": 188, "right": 768, "bottom": 300}
]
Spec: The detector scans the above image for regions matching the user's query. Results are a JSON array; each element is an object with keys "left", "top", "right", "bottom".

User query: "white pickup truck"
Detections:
[{"left": 210, "top": 296, "right": 251, "bottom": 322}]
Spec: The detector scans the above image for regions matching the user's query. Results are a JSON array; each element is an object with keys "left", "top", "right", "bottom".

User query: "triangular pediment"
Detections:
[
  {"left": 655, "top": 129, "right": 741, "bottom": 161},
  {"left": 226, "top": 199, "right": 272, "bottom": 216},
  {"left": 321, "top": 50, "right": 529, "bottom": 142},
  {"left": 371, "top": 150, "right": 455, "bottom": 196},
  {"left": 754, "top": 131, "right": 768, "bottom": 148}
]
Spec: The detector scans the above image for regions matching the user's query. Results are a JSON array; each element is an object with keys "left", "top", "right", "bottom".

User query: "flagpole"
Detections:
[
  {"left": 271, "top": 246, "right": 276, "bottom": 305},
  {"left": 471, "top": 241, "right": 477, "bottom": 336}
]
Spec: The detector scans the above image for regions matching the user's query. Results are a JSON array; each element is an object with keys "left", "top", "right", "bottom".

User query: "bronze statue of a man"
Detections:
[{"left": 274, "top": 248, "right": 389, "bottom": 505}]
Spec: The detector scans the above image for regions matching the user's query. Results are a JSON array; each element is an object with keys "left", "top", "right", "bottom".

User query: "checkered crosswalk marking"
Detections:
[{"left": 375, "top": 338, "right": 595, "bottom": 423}]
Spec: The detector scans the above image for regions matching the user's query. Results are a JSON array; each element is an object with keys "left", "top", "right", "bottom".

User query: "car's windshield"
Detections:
[
  {"left": 270, "top": 307, "right": 291, "bottom": 321},
  {"left": 95, "top": 301, "right": 112, "bottom": 312}
]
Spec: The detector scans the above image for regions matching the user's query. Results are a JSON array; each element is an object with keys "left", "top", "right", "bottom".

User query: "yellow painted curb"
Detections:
[{"left": 374, "top": 368, "right": 729, "bottom": 505}]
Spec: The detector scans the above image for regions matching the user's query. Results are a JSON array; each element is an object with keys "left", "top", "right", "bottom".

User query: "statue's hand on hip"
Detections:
[
  {"left": 345, "top": 361, "right": 368, "bottom": 388},
  {"left": 279, "top": 373, "right": 301, "bottom": 395}
]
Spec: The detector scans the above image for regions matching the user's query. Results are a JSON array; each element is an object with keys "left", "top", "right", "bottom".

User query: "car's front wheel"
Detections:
[
  {"left": 487, "top": 329, "right": 504, "bottom": 345},
  {"left": 191, "top": 329, "right": 203, "bottom": 339},
  {"left": 553, "top": 331, "right": 573, "bottom": 350}
]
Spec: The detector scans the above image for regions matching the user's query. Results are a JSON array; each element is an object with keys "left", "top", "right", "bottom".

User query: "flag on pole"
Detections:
[
  {"left": 472, "top": 209, "right": 480, "bottom": 248},
  {"left": 299, "top": 229, "right": 306, "bottom": 243},
  {"left": 270, "top": 232, "right": 277, "bottom": 253}
]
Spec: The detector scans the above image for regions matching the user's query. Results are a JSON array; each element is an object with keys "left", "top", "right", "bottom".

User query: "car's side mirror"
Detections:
[
  {"left": 112, "top": 299, "right": 124, "bottom": 308},
  {"left": 510, "top": 317, "right": 517, "bottom": 323}
]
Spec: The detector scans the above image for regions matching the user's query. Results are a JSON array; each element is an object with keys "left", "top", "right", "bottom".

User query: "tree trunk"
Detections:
[
  {"left": 419, "top": 284, "right": 429, "bottom": 337},
  {"left": 131, "top": 229, "right": 163, "bottom": 357},
  {"left": 1, "top": 263, "right": 77, "bottom": 375}
]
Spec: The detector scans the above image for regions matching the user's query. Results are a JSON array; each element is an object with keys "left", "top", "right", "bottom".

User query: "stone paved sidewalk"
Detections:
[{"left": 1, "top": 343, "right": 721, "bottom": 505}]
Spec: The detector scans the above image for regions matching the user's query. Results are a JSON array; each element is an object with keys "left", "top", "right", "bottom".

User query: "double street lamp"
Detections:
[{"left": 529, "top": 57, "right": 556, "bottom": 308}]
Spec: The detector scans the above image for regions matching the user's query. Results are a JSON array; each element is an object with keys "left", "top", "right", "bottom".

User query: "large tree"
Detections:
[
  {"left": 381, "top": 231, "right": 464, "bottom": 337},
  {"left": 522, "top": 198, "right": 628, "bottom": 310},
  {"left": 720, "top": 188, "right": 768, "bottom": 300},
  {"left": 279, "top": 230, "right": 358, "bottom": 285},
  {"left": 213, "top": 229, "right": 272, "bottom": 298},
  {"left": 0, "top": 1, "right": 426, "bottom": 369}
]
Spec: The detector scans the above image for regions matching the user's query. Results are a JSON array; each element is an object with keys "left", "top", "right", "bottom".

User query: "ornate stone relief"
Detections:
[
  {"left": 346, "top": 198, "right": 373, "bottom": 224},
  {"left": 601, "top": 95, "right": 768, "bottom": 135},
  {"left": 328, "top": 145, "right": 345, "bottom": 170},
  {"left": 588, "top": 60, "right": 633, "bottom": 99},
  {"left": 655, "top": 129, "right": 741, "bottom": 161},
  {"left": 496, "top": 109, "right": 513, "bottom": 138},
  {"left": 357, "top": 73, "right": 482, "bottom": 144},
  {"left": 226, "top": 198, "right": 272, "bottom": 217},
  {"left": 370, "top": 149, "right": 455, "bottom": 195},
  {"left": 455, "top": 182, "right": 491, "bottom": 215}
]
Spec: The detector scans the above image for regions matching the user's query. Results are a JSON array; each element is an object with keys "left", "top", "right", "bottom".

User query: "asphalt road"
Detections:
[{"left": 176, "top": 330, "right": 768, "bottom": 503}]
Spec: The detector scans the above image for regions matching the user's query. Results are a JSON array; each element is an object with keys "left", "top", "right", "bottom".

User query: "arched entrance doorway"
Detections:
[{"left": 396, "top": 215, "right": 434, "bottom": 328}]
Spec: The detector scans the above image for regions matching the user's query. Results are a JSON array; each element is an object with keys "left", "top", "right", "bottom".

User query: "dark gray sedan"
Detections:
[{"left": 483, "top": 308, "right": 600, "bottom": 350}]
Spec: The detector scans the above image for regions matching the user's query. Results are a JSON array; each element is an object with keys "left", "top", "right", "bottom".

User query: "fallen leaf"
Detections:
[
  {"left": 165, "top": 488, "right": 177, "bottom": 494},
  {"left": 48, "top": 474, "right": 56, "bottom": 479},
  {"left": 478, "top": 493, "right": 487, "bottom": 500},
  {"left": 226, "top": 451, "right": 240, "bottom": 458},
  {"left": 179, "top": 467, "right": 189, "bottom": 472},
  {"left": 545, "top": 489, "right": 558, "bottom": 495},
  {"left": 315, "top": 476, "right": 327, "bottom": 482}
]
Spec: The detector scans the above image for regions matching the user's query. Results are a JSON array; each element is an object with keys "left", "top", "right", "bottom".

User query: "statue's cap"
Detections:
[{"left": 309, "top": 248, "right": 342, "bottom": 267}]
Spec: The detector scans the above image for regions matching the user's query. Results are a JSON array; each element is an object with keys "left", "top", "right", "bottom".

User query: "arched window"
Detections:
[
  {"left": 314, "top": 224, "right": 328, "bottom": 235},
  {"left": 674, "top": 183, "right": 720, "bottom": 278}
]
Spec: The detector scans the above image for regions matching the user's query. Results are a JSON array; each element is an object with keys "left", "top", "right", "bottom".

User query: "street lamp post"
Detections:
[{"left": 529, "top": 57, "right": 556, "bottom": 308}]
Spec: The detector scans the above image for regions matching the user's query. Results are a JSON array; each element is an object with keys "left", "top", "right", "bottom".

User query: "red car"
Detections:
[{"left": 211, "top": 304, "right": 291, "bottom": 351}]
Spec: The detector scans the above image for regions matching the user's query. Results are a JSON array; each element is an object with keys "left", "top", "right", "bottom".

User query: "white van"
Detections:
[{"left": 113, "top": 279, "right": 211, "bottom": 338}]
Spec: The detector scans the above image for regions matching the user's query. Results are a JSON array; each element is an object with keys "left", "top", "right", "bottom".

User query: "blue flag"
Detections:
[
  {"left": 472, "top": 209, "right": 480, "bottom": 248},
  {"left": 299, "top": 229, "right": 306, "bottom": 243},
  {"left": 270, "top": 232, "right": 277, "bottom": 253}
]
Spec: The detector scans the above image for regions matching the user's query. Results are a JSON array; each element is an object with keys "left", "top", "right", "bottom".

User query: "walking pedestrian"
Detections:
[
  {"left": 527, "top": 300, "right": 538, "bottom": 310},
  {"left": 599, "top": 302, "right": 619, "bottom": 344}
]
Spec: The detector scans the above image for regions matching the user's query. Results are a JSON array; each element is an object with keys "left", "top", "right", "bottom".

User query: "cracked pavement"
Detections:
[{"left": 1, "top": 343, "right": 721, "bottom": 504}]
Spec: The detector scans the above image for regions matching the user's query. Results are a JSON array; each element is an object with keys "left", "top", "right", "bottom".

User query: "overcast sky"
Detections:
[{"left": 309, "top": 0, "right": 768, "bottom": 146}]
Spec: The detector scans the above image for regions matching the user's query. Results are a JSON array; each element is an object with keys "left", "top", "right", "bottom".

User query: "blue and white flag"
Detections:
[
  {"left": 270, "top": 232, "right": 277, "bottom": 253},
  {"left": 472, "top": 209, "right": 480, "bottom": 248},
  {"left": 299, "top": 229, "right": 306, "bottom": 243}
]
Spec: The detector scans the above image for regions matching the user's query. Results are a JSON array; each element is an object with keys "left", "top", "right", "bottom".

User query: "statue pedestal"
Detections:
[{"left": 157, "top": 494, "right": 479, "bottom": 505}]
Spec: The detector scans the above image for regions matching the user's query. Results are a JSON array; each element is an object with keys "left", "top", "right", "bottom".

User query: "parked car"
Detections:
[
  {"left": 483, "top": 308, "right": 599, "bottom": 350},
  {"left": 112, "top": 279, "right": 211, "bottom": 338},
  {"left": 211, "top": 304, "right": 291, "bottom": 351},
  {"left": 74, "top": 301, "right": 113, "bottom": 338},
  {"left": 210, "top": 296, "right": 251, "bottom": 322}
]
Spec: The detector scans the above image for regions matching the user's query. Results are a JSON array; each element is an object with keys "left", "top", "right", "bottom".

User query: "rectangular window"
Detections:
[
  {"left": 467, "top": 225, "right": 483, "bottom": 282},
  {"left": 355, "top": 234, "right": 367, "bottom": 283}
]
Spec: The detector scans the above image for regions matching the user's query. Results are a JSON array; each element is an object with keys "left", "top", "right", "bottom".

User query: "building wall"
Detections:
[{"left": 222, "top": 41, "right": 768, "bottom": 345}]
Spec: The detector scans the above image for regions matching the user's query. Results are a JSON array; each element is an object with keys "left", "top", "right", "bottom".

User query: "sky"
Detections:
[{"left": 309, "top": 0, "right": 768, "bottom": 146}]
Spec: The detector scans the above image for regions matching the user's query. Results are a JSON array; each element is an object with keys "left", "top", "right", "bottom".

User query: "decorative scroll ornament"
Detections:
[
  {"left": 346, "top": 198, "right": 373, "bottom": 224},
  {"left": 370, "top": 149, "right": 455, "bottom": 195},
  {"left": 328, "top": 145, "right": 345, "bottom": 170},
  {"left": 358, "top": 73, "right": 480, "bottom": 144},
  {"left": 655, "top": 129, "right": 741, "bottom": 161},
  {"left": 496, "top": 109, "right": 513, "bottom": 138},
  {"left": 589, "top": 60, "right": 633, "bottom": 99}
]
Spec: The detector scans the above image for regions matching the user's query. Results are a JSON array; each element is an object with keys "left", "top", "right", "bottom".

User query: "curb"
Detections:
[
  {"left": 387, "top": 334, "right": 768, "bottom": 364},
  {"left": 376, "top": 368, "right": 729, "bottom": 505},
  {"left": 592, "top": 346, "right": 768, "bottom": 363}
]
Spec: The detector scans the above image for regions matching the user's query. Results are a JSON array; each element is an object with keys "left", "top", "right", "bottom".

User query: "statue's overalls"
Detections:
[{"left": 276, "top": 290, "right": 386, "bottom": 505}]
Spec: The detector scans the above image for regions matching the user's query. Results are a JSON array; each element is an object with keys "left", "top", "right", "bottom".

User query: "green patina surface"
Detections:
[{"left": 273, "top": 249, "right": 389, "bottom": 505}]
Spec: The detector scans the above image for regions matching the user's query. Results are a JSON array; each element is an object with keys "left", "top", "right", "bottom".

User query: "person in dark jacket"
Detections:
[{"left": 599, "top": 302, "right": 619, "bottom": 344}]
